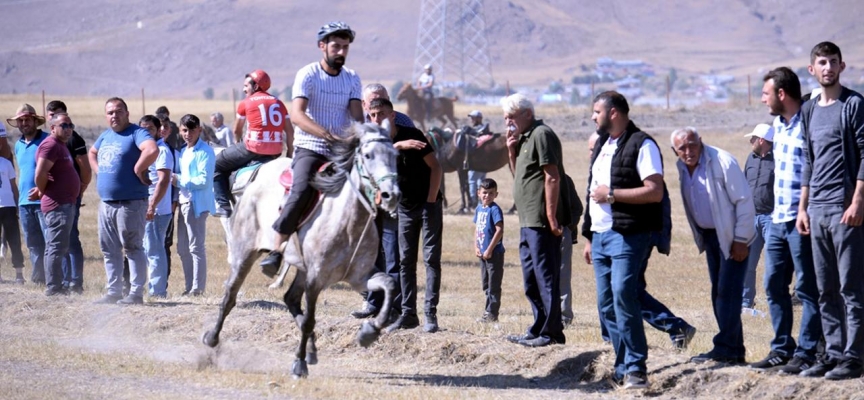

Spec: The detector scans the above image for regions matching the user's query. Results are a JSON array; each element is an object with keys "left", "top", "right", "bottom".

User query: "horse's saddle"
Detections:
[
  {"left": 454, "top": 126, "right": 500, "bottom": 154},
  {"left": 274, "top": 162, "right": 334, "bottom": 228}
]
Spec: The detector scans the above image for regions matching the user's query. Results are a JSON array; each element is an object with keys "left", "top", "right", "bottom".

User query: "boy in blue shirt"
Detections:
[{"left": 474, "top": 178, "right": 505, "bottom": 322}]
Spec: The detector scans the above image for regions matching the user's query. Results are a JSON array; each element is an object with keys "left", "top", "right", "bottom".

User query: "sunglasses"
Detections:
[{"left": 55, "top": 123, "right": 75, "bottom": 130}]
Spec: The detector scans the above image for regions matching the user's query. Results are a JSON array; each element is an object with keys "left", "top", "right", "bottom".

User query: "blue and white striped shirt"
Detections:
[
  {"left": 292, "top": 62, "right": 362, "bottom": 156},
  {"left": 772, "top": 112, "right": 805, "bottom": 223}
]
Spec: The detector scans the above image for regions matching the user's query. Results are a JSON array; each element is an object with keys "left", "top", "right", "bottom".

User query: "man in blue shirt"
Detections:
[
  {"left": 7, "top": 103, "right": 48, "bottom": 284},
  {"left": 88, "top": 97, "right": 158, "bottom": 305}
]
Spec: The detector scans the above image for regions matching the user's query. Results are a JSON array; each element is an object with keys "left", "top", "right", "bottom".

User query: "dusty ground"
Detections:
[{"left": 1, "top": 102, "right": 863, "bottom": 399}]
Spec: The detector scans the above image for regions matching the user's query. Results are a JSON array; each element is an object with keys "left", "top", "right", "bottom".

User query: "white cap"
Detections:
[
  {"left": 423, "top": 64, "right": 432, "bottom": 70},
  {"left": 468, "top": 110, "right": 482, "bottom": 118},
  {"left": 744, "top": 123, "right": 774, "bottom": 141}
]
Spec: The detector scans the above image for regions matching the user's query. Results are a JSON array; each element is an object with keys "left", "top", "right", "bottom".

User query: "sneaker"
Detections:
[
  {"left": 385, "top": 314, "right": 420, "bottom": 333},
  {"left": 690, "top": 351, "right": 745, "bottom": 365},
  {"left": 260, "top": 251, "right": 283, "bottom": 278},
  {"left": 477, "top": 313, "right": 498, "bottom": 323},
  {"left": 506, "top": 333, "right": 536, "bottom": 344},
  {"left": 750, "top": 352, "right": 790, "bottom": 370},
  {"left": 351, "top": 302, "right": 378, "bottom": 319},
  {"left": 799, "top": 358, "right": 836, "bottom": 378},
  {"left": 117, "top": 294, "right": 144, "bottom": 305},
  {"left": 68, "top": 284, "right": 84, "bottom": 295},
  {"left": 779, "top": 356, "right": 813, "bottom": 375},
  {"left": 44, "top": 287, "right": 69, "bottom": 296},
  {"left": 671, "top": 325, "right": 697, "bottom": 350},
  {"left": 14, "top": 277, "right": 26, "bottom": 285},
  {"left": 518, "top": 336, "right": 553, "bottom": 347},
  {"left": 623, "top": 372, "right": 649, "bottom": 389},
  {"left": 423, "top": 314, "right": 439, "bottom": 333},
  {"left": 825, "top": 359, "right": 864, "bottom": 380},
  {"left": 93, "top": 294, "right": 123, "bottom": 304}
]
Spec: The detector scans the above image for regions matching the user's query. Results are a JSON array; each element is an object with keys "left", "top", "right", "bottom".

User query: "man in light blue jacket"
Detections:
[
  {"left": 174, "top": 114, "right": 216, "bottom": 296},
  {"left": 672, "top": 127, "right": 755, "bottom": 365}
]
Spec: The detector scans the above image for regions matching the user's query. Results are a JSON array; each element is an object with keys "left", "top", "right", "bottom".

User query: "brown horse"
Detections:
[
  {"left": 397, "top": 85, "right": 459, "bottom": 131},
  {"left": 427, "top": 126, "right": 512, "bottom": 213}
]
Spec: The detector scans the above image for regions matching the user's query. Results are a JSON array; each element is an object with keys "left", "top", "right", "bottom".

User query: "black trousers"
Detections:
[
  {"left": 272, "top": 148, "right": 327, "bottom": 236},
  {"left": 214, "top": 141, "right": 278, "bottom": 209}
]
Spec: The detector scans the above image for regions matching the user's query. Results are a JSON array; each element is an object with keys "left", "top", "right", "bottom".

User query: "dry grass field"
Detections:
[{"left": 0, "top": 95, "right": 861, "bottom": 399}]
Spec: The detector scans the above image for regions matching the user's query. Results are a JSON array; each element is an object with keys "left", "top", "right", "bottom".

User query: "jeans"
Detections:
[
  {"left": 592, "top": 230, "right": 651, "bottom": 375},
  {"left": 367, "top": 212, "right": 401, "bottom": 312},
  {"left": 397, "top": 199, "right": 443, "bottom": 317},
  {"left": 19, "top": 204, "right": 45, "bottom": 283},
  {"left": 144, "top": 213, "right": 173, "bottom": 297},
  {"left": 43, "top": 204, "right": 75, "bottom": 292},
  {"left": 99, "top": 199, "right": 148, "bottom": 297},
  {"left": 0, "top": 206, "right": 24, "bottom": 269},
  {"left": 214, "top": 141, "right": 278, "bottom": 212},
  {"left": 62, "top": 196, "right": 84, "bottom": 288},
  {"left": 177, "top": 203, "right": 209, "bottom": 293},
  {"left": 743, "top": 213, "right": 772, "bottom": 307},
  {"left": 700, "top": 228, "right": 746, "bottom": 358},
  {"left": 639, "top": 246, "right": 690, "bottom": 336},
  {"left": 560, "top": 227, "right": 574, "bottom": 322},
  {"left": 467, "top": 170, "right": 486, "bottom": 208},
  {"left": 809, "top": 205, "right": 864, "bottom": 362},
  {"left": 480, "top": 250, "right": 504, "bottom": 316},
  {"left": 272, "top": 148, "right": 327, "bottom": 236},
  {"left": 764, "top": 219, "right": 822, "bottom": 360}
]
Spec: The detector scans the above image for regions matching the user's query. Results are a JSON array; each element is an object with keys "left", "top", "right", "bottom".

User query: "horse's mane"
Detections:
[{"left": 310, "top": 128, "right": 362, "bottom": 194}]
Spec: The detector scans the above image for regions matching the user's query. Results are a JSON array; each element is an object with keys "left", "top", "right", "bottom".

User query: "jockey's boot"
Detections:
[{"left": 260, "top": 251, "right": 283, "bottom": 278}]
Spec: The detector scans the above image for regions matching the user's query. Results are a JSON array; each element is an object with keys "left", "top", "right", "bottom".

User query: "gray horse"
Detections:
[{"left": 202, "top": 122, "right": 401, "bottom": 379}]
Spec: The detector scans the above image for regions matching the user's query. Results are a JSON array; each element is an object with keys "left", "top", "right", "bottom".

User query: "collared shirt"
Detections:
[
  {"left": 177, "top": 138, "right": 216, "bottom": 217},
  {"left": 513, "top": 119, "right": 565, "bottom": 228},
  {"left": 682, "top": 161, "right": 716, "bottom": 229},
  {"left": 772, "top": 112, "right": 804, "bottom": 223},
  {"left": 15, "top": 130, "right": 49, "bottom": 206},
  {"left": 744, "top": 151, "right": 774, "bottom": 215}
]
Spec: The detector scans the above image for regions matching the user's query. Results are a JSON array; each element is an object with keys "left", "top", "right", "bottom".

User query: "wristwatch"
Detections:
[{"left": 606, "top": 188, "right": 615, "bottom": 205}]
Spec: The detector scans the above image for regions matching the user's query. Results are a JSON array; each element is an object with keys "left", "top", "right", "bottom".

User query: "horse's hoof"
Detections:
[
  {"left": 356, "top": 320, "right": 381, "bottom": 348},
  {"left": 291, "top": 359, "right": 309, "bottom": 379},
  {"left": 202, "top": 330, "right": 220, "bottom": 348},
  {"left": 306, "top": 352, "right": 318, "bottom": 365}
]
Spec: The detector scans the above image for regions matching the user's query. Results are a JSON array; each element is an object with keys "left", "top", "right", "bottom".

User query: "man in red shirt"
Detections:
[
  {"left": 31, "top": 112, "right": 80, "bottom": 296},
  {"left": 213, "top": 70, "right": 293, "bottom": 217}
]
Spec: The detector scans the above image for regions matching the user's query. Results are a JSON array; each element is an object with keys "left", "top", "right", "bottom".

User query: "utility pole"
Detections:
[{"left": 413, "top": 0, "right": 495, "bottom": 90}]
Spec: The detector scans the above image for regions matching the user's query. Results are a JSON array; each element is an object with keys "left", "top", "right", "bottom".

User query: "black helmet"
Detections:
[{"left": 317, "top": 21, "right": 355, "bottom": 43}]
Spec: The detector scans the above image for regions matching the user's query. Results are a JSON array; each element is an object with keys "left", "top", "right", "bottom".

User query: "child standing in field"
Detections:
[{"left": 474, "top": 178, "right": 505, "bottom": 323}]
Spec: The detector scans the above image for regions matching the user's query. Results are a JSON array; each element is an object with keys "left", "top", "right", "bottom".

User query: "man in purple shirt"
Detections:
[{"left": 32, "top": 113, "right": 80, "bottom": 296}]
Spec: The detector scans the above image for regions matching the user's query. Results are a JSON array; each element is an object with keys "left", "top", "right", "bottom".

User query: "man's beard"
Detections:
[{"left": 325, "top": 55, "right": 345, "bottom": 70}]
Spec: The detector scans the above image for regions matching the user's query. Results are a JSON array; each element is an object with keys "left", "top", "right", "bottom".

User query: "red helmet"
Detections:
[{"left": 246, "top": 69, "right": 271, "bottom": 92}]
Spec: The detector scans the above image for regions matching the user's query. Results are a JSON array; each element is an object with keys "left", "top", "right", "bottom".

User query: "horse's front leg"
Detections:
[
  {"left": 202, "top": 252, "right": 257, "bottom": 348},
  {"left": 357, "top": 272, "right": 395, "bottom": 347},
  {"left": 292, "top": 285, "right": 320, "bottom": 379}
]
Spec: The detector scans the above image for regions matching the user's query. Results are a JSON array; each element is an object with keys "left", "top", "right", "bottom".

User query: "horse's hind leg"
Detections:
[
  {"left": 291, "top": 285, "right": 320, "bottom": 379},
  {"left": 357, "top": 272, "right": 395, "bottom": 347},
  {"left": 202, "top": 252, "right": 257, "bottom": 348}
]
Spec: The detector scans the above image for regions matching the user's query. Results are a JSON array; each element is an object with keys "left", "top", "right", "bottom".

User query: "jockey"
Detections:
[
  {"left": 416, "top": 64, "right": 435, "bottom": 121},
  {"left": 213, "top": 69, "right": 292, "bottom": 217},
  {"left": 259, "top": 21, "right": 364, "bottom": 275}
]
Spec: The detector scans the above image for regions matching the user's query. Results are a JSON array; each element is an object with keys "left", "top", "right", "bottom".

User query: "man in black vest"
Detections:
[{"left": 582, "top": 91, "right": 664, "bottom": 390}]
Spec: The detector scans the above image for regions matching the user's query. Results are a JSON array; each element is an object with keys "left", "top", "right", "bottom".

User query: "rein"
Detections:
[{"left": 344, "top": 136, "right": 398, "bottom": 270}]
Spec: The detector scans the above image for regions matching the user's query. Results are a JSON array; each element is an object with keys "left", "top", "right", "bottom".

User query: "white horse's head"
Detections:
[{"left": 354, "top": 121, "right": 400, "bottom": 215}]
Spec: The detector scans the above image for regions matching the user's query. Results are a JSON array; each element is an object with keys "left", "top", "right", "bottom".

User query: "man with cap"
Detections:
[
  {"left": 741, "top": 124, "right": 775, "bottom": 312},
  {"left": 465, "top": 110, "right": 493, "bottom": 209},
  {"left": 416, "top": 64, "right": 435, "bottom": 121},
  {"left": 7, "top": 104, "right": 49, "bottom": 285}
]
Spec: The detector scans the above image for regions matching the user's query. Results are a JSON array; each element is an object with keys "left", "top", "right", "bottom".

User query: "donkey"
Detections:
[{"left": 202, "top": 122, "right": 401, "bottom": 379}]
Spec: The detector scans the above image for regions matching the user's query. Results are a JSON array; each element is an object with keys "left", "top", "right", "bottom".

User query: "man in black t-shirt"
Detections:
[
  {"left": 367, "top": 98, "right": 444, "bottom": 334},
  {"left": 45, "top": 101, "right": 91, "bottom": 294}
]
